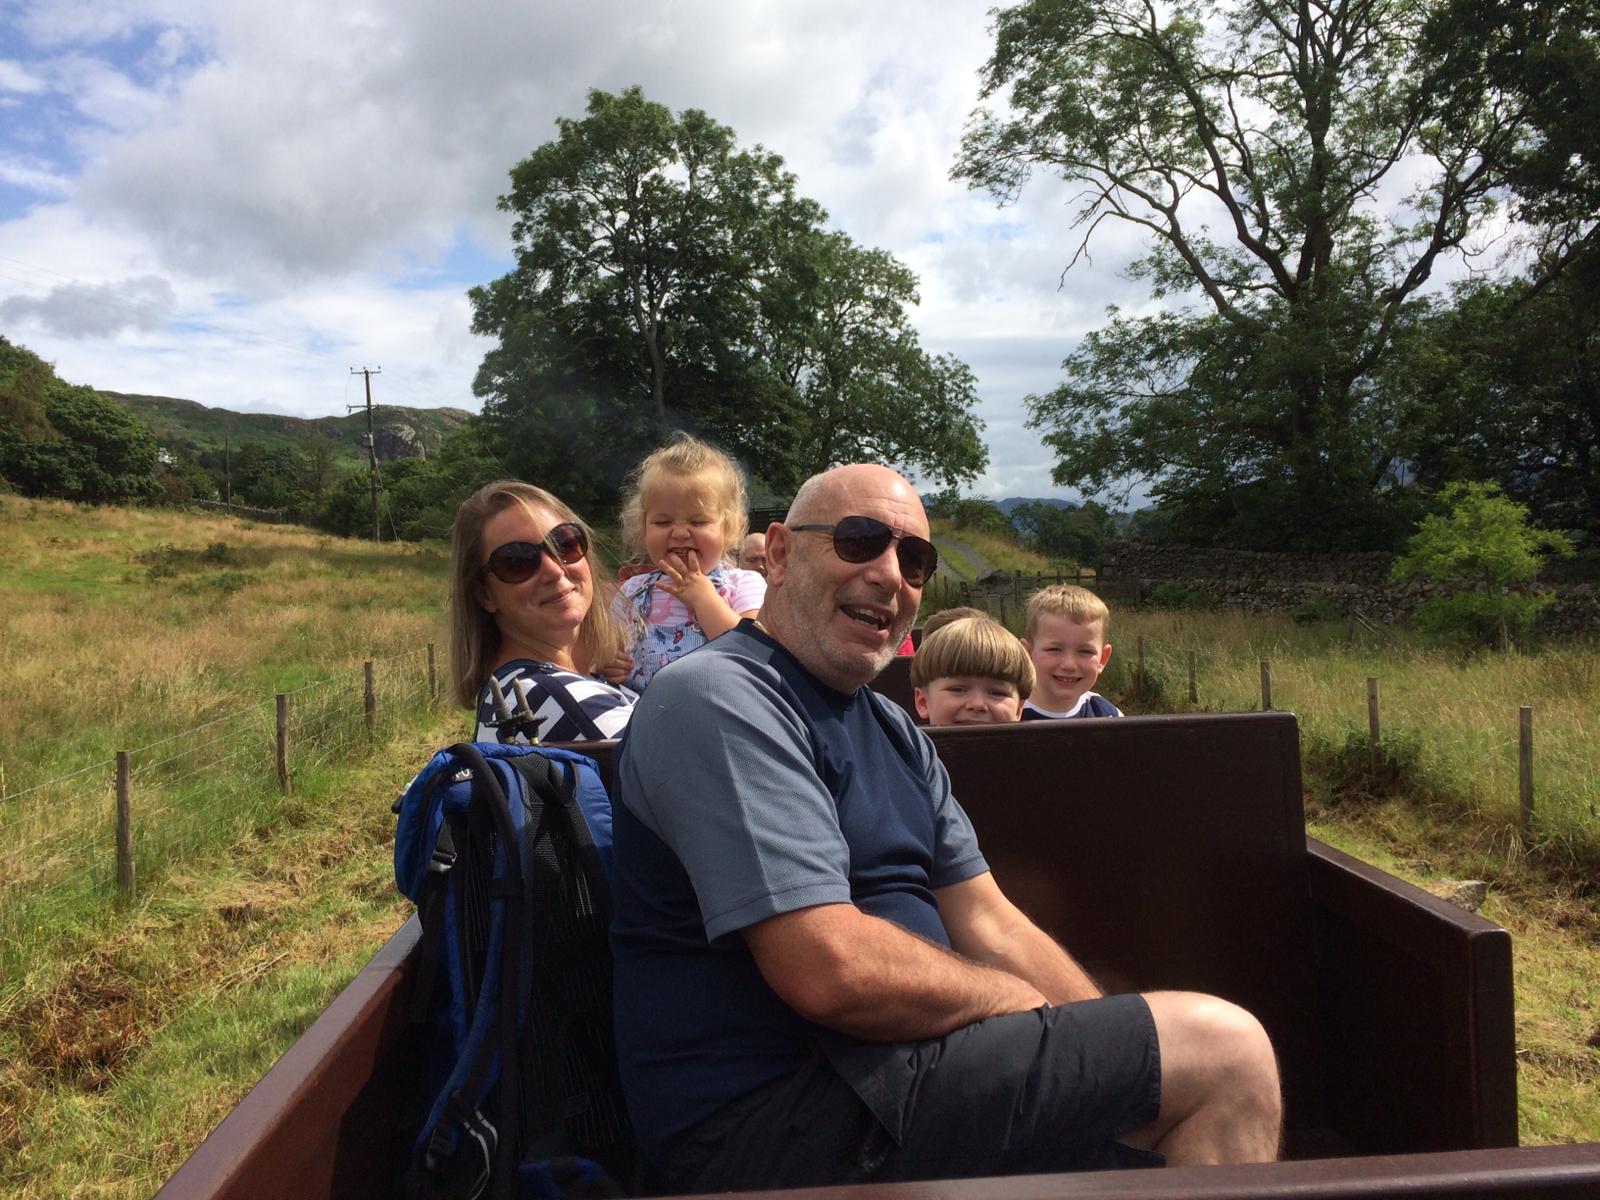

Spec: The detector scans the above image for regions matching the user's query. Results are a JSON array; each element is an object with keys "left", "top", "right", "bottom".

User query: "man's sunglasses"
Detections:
[
  {"left": 480, "top": 522, "right": 589, "bottom": 584},
  {"left": 788, "top": 516, "right": 939, "bottom": 587}
]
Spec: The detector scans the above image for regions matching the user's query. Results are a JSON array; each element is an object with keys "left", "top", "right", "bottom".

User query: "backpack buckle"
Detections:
[{"left": 428, "top": 822, "right": 458, "bottom": 875}]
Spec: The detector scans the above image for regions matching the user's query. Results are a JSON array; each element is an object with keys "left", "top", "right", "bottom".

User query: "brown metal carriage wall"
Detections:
[{"left": 156, "top": 713, "right": 1600, "bottom": 1200}]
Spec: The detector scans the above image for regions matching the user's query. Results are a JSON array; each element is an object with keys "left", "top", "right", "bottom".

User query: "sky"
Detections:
[{"left": 0, "top": 0, "right": 1175, "bottom": 503}]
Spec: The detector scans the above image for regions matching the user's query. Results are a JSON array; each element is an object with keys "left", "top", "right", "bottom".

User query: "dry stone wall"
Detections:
[{"left": 1095, "top": 540, "right": 1600, "bottom": 634}]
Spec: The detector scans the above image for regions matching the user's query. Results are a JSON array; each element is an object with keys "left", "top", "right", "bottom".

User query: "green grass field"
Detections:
[{"left": 1, "top": 498, "right": 1595, "bottom": 1196}]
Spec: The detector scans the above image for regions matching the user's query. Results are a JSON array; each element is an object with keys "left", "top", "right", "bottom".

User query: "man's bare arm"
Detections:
[
  {"left": 935, "top": 872, "right": 1101, "bottom": 1004},
  {"left": 742, "top": 902, "right": 1047, "bottom": 1042}
]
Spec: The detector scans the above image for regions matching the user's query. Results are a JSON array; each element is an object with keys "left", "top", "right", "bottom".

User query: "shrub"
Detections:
[
  {"left": 1392, "top": 482, "right": 1573, "bottom": 650},
  {"left": 1146, "top": 581, "right": 1215, "bottom": 610},
  {"left": 1291, "top": 593, "right": 1342, "bottom": 624},
  {"left": 1303, "top": 724, "right": 1428, "bottom": 804}
]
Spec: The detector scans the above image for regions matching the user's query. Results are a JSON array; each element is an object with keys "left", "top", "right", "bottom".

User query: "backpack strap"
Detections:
[
  {"left": 510, "top": 751, "right": 623, "bottom": 1178},
  {"left": 417, "top": 744, "right": 527, "bottom": 1197},
  {"left": 406, "top": 813, "right": 459, "bottom": 1026}
]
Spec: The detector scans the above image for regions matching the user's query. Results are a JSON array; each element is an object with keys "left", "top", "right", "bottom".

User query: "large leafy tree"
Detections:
[
  {"left": 1396, "top": 266, "right": 1600, "bottom": 538},
  {"left": 0, "top": 339, "right": 158, "bottom": 504},
  {"left": 1422, "top": 0, "right": 1599, "bottom": 280},
  {"left": 955, "top": 0, "right": 1516, "bottom": 548},
  {"left": 471, "top": 86, "right": 986, "bottom": 509},
  {"left": 1011, "top": 499, "right": 1117, "bottom": 564},
  {"left": 1386, "top": 0, "right": 1600, "bottom": 538}
]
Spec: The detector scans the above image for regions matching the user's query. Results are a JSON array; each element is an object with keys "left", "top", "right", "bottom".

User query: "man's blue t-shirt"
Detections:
[{"left": 609, "top": 621, "right": 989, "bottom": 1162}]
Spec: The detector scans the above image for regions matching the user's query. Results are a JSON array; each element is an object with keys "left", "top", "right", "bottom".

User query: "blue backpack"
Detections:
[{"left": 393, "top": 742, "right": 634, "bottom": 1199}]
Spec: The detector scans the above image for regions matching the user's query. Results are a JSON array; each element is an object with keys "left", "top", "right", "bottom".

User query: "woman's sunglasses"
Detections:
[
  {"left": 788, "top": 516, "right": 939, "bottom": 587},
  {"left": 480, "top": 522, "right": 589, "bottom": 584}
]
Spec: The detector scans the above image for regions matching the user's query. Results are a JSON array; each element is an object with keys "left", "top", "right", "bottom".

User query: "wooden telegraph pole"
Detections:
[{"left": 348, "top": 366, "right": 382, "bottom": 541}]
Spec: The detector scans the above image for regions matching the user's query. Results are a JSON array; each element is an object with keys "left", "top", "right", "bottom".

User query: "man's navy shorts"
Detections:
[{"left": 660, "top": 994, "right": 1164, "bottom": 1193}]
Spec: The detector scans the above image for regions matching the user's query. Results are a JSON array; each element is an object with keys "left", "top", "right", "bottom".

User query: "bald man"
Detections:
[
  {"left": 609, "top": 464, "right": 1281, "bottom": 1192},
  {"left": 738, "top": 531, "right": 767, "bottom": 575}
]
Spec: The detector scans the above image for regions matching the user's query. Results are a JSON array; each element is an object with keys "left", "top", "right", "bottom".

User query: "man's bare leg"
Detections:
[{"left": 1119, "top": 991, "right": 1282, "bottom": 1165}]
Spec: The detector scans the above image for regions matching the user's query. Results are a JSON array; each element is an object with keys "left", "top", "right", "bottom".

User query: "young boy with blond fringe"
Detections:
[
  {"left": 910, "top": 615, "right": 1035, "bottom": 726},
  {"left": 1020, "top": 585, "right": 1123, "bottom": 720}
]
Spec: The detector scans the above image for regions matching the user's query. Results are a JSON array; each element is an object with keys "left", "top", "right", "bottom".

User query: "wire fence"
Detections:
[{"left": 0, "top": 645, "right": 441, "bottom": 972}]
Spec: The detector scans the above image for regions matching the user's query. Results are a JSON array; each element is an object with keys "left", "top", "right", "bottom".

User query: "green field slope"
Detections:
[{"left": 103, "top": 390, "right": 473, "bottom": 463}]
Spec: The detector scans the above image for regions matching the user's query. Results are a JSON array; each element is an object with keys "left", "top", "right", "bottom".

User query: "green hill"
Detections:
[{"left": 102, "top": 390, "right": 474, "bottom": 463}]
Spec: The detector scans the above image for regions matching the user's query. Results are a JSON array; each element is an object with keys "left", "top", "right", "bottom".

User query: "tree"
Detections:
[
  {"left": 231, "top": 443, "right": 303, "bottom": 510},
  {"left": 0, "top": 340, "right": 159, "bottom": 504},
  {"left": 1422, "top": 0, "right": 1599, "bottom": 281},
  {"left": 955, "top": 0, "right": 1516, "bottom": 548},
  {"left": 1394, "top": 269, "right": 1600, "bottom": 539},
  {"left": 926, "top": 491, "right": 1014, "bottom": 537},
  {"left": 471, "top": 86, "right": 987, "bottom": 504},
  {"left": 1011, "top": 499, "right": 1116, "bottom": 563},
  {"left": 0, "top": 336, "right": 55, "bottom": 441},
  {"left": 298, "top": 432, "right": 341, "bottom": 511},
  {"left": 1391, "top": 482, "right": 1573, "bottom": 649},
  {"left": 1396, "top": 0, "right": 1600, "bottom": 540}
]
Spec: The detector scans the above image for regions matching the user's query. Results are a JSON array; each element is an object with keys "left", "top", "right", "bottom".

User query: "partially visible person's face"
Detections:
[
  {"left": 478, "top": 502, "right": 593, "bottom": 666},
  {"left": 740, "top": 533, "right": 768, "bottom": 575},
  {"left": 767, "top": 466, "right": 927, "bottom": 693},
  {"left": 643, "top": 476, "right": 726, "bottom": 572},
  {"left": 915, "top": 676, "right": 1024, "bottom": 726},
  {"left": 1022, "top": 614, "right": 1112, "bottom": 712}
]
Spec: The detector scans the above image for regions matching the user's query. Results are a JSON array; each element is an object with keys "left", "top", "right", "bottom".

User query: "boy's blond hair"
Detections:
[
  {"left": 1024, "top": 584, "right": 1111, "bottom": 641},
  {"left": 911, "top": 617, "right": 1035, "bottom": 697},
  {"left": 918, "top": 606, "right": 987, "bottom": 641},
  {"left": 619, "top": 433, "right": 749, "bottom": 561}
]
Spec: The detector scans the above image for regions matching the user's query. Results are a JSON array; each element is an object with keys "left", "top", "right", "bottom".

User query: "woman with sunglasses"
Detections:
[{"left": 447, "top": 480, "right": 637, "bottom": 744}]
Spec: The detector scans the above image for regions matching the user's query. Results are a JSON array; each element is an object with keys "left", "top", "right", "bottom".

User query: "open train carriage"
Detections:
[{"left": 155, "top": 712, "right": 1600, "bottom": 1199}]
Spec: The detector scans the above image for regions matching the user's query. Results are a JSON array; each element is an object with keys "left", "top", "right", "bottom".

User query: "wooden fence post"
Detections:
[
  {"left": 999, "top": 593, "right": 1009, "bottom": 627},
  {"left": 276, "top": 693, "right": 289, "bottom": 792},
  {"left": 1260, "top": 660, "right": 1273, "bottom": 711},
  {"left": 1367, "top": 678, "right": 1381, "bottom": 777},
  {"left": 427, "top": 643, "right": 438, "bottom": 703},
  {"left": 1056, "top": 566, "right": 1063, "bottom": 585},
  {"left": 1013, "top": 571, "right": 1022, "bottom": 608},
  {"left": 1187, "top": 650, "right": 1197, "bottom": 705},
  {"left": 1136, "top": 635, "right": 1146, "bottom": 691},
  {"left": 364, "top": 661, "right": 376, "bottom": 741},
  {"left": 116, "top": 751, "right": 133, "bottom": 897},
  {"left": 1519, "top": 706, "right": 1534, "bottom": 833}
]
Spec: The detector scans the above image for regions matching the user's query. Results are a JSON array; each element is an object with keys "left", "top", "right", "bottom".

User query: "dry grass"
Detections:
[
  {"left": 0, "top": 498, "right": 451, "bottom": 977},
  {"left": 0, "top": 709, "right": 457, "bottom": 1198},
  {"left": 0, "top": 498, "right": 448, "bottom": 793},
  {"left": 1074, "top": 608, "right": 1600, "bottom": 879}
]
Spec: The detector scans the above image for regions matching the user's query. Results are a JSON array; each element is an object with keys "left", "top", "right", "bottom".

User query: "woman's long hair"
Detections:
[{"left": 446, "top": 480, "right": 623, "bottom": 708}]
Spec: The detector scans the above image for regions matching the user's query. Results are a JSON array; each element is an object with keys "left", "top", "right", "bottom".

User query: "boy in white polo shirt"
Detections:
[{"left": 1020, "top": 585, "right": 1123, "bottom": 719}]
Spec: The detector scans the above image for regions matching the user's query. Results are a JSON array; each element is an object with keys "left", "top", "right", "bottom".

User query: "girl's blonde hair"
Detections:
[
  {"left": 619, "top": 433, "right": 749, "bottom": 562},
  {"left": 911, "top": 616, "right": 1036, "bottom": 698},
  {"left": 446, "top": 480, "right": 624, "bottom": 709}
]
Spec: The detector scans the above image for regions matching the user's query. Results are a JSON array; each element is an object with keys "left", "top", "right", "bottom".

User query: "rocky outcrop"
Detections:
[{"left": 373, "top": 424, "right": 427, "bottom": 461}]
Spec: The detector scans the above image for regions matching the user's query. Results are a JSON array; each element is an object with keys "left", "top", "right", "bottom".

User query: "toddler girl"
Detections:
[{"left": 613, "top": 434, "right": 766, "bottom": 692}]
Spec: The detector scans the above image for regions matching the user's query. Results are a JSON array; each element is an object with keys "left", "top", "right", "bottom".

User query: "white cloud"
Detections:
[
  {"left": 0, "top": 0, "right": 1351, "bottom": 507},
  {"left": 0, "top": 156, "right": 73, "bottom": 196},
  {"left": 0, "top": 59, "right": 49, "bottom": 93},
  {"left": 0, "top": 273, "right": 175, "bottom": 336}
]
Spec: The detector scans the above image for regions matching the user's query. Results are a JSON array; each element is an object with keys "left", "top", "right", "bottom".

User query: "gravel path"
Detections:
[{"left": 930, "top": 533, "right": 992, "bottom": 582}]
